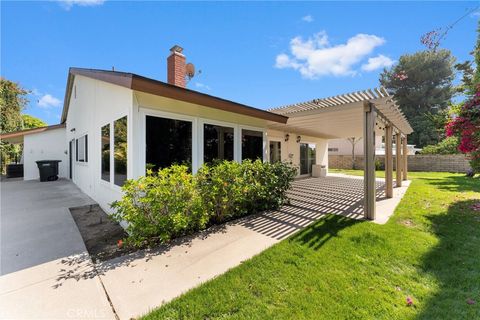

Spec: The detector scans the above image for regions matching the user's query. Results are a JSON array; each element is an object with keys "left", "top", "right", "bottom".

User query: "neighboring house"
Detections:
[{"left": 329, "top": 137, "right": 419, "bottom": 156}]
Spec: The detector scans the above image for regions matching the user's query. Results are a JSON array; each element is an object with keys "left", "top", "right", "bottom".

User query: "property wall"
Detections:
[
  {"left": 267, "top": 129, "right": 328, "bottom": 175},
  {"left": 66, "top": 75, "right": 133, "bottom": 213},
  {"left": 329, "top": 154, "right": 472, "bottom": 173},
  {"left": 23, "top": 128, "right": 68, "bottom": 180}
]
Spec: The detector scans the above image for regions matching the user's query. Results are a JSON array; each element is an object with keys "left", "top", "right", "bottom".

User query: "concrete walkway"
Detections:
[
  {"left": 0, "top": 175, "right": 410, "bottom": 320},
  {"left": 0, "top": 179, "right": 116, "bottom": 319}
]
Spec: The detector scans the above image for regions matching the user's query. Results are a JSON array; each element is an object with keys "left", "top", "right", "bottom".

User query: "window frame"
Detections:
[
  {"left": 113, "top": 116, "right": 128, "bottom": 187},
  {"left": 100, "top": 123, "right": 111, "bottom": 183},
  {"left": 75, "top": 134, "right": 88, "bottom": 163},
  {"left": 239, "top": 125, "right": 267, "bottom": 162},
  {"left": 268, "top": 139, "right": 282, "bottom": 163},
  {"left": 139, "top": 108, "right": 197, "bottom": 175},
  {"left": 99, "top": 115, "right": 128, "bottom": 190},
  {"left": 198, "top": 118, "right": 238, "bottom": 166}
]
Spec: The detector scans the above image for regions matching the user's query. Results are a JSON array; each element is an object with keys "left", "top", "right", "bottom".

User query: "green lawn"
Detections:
[
  {"left": 143, "top": 172, "right": 480, "bottom": 320},
  {"left": 330, "top": 168, "right": 386, "bottom": 177}
]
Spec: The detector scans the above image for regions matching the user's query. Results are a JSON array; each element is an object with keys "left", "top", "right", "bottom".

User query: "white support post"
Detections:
[
  {"left": 385, "top": 125, "right": 393, "bottom": 198},
  {"left": 395, "top": 133, "right": 402, "bottom": 188},
  {"left": 402, "top": 135, "right": 408, "bottom": 181},
  {"left": 363, "top": 101, "right": 376, "bottom": 220}
]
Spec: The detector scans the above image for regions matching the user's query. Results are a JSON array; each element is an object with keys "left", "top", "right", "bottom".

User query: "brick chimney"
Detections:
[{"left": 167, "top": 45, "right": 186, "bottom": 87}]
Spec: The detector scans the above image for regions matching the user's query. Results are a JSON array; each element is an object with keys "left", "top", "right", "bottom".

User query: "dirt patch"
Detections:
[{"left": 70, "top": 204, "right": 134, "bottom": 262}]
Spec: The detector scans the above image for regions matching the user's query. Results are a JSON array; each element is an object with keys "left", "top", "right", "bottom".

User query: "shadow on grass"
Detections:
[
  {"left": 422, "top": 175, "right": 480, "bottom": 193},
  {"left": 417, "top": 199, "right": 480, "bottom": 319},
  {"left": 290, "top": 214, "right": 362, "bottom": 251}
]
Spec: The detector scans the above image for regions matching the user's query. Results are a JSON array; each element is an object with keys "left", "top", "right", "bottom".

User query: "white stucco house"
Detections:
[{"left": 1, "top": 45, "right": 412, "bottom": 219}]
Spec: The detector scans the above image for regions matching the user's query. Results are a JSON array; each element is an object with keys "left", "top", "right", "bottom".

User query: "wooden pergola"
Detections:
[{"left": 268, "top": 87, "right": 413, "bottom": 220}]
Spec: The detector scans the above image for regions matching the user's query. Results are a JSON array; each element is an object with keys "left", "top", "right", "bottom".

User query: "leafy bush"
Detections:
[
  {"left": 196, "top": 160, "right": 297, "bottom": 223},
  {"left": 111, "top": 165, "right": 207, "bottom": 247},
  {"left": 420, "top": 136, "right": 460, "bottom": 155},
  {"left": 112, "top": 161, "right": 297, "bottom": 247}
]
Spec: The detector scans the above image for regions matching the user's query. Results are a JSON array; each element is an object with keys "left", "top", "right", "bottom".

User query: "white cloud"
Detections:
[
  {"left": 58, "top": 0, "right": 105, "bottom": 10},
  {"left": 275, "top": 31, "right": 386, "bottom": 78},
  {"left": 195, "top": 82, "right": 211, "bottom": 91},
  {"left": 38, "top": 94, "right": 62, "bottom": 108},
  {"left": 361, "top": 54, "right": 395, "bottom": 71},
  {"left": 302, "top": 15, "right": 314, "bottom": 23},
  {"left": 471, "top": 11, "right": 480, "bottom": 18}
]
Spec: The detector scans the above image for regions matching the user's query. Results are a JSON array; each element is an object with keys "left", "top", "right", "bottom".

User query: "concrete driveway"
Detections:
[{"left": 0, "top": 179, "right": 116, "bottom": 319}]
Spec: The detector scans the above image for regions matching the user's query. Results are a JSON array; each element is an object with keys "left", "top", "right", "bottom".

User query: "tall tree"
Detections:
[
  {"left": 1, "top": 78, "right": 28, "bottom": 133},
  {"left": 380, "top": 50, "right": 455, "bottom": 148},
  {"left": 22, "top": 114, "right": 46, "bottom": 129},
  {"left": 346, "top": 137, "right": 361, "bottom": 170},
  {"left": 0, "top": 79, "right": 29, "bottom": 172}
]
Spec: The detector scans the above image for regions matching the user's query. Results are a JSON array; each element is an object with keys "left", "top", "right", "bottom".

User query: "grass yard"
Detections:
[{"left": 143, "top": 171, "right": 480, "bottom": 320}]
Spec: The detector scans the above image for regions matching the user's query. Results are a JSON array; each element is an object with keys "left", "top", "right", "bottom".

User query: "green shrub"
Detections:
[
  {"left": 420, "top": 136, "right": 460, "bottom": 155},
  {"left": 112, "top": 161, "right": 297, "bottom": 247},
  {"left": 111, "top": 165, "right": 207, "bottom": 247},
  {"left": 197, "top": 160, "right": 297, "bottom": 223}
]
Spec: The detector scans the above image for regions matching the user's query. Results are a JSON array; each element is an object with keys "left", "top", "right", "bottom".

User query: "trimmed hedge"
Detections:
[{"left": 111, "top": 160, "right": 297, "bottom": 247}]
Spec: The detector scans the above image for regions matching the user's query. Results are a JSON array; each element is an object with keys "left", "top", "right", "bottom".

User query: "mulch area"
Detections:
[{"left": 69, "top": 204, "right": 134, "bottom": 262}]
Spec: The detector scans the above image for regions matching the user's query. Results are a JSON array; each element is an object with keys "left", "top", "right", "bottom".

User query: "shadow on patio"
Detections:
[{"left": 238, "top": 176, "right": 386, "bottom": 240}]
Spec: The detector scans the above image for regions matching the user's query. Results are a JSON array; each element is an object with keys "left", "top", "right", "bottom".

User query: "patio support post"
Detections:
[
  {"left": 395, "top": 133, "right": 402, "bottom": 187},
  {"left": 385, "top": 125, "right": 393, "bottom": 198},
  {"left": 402, "top": 135, "right": 408, "bottom": 181},
  {"left": 363, "top": 101, "right": 376, "bottom": 220}
]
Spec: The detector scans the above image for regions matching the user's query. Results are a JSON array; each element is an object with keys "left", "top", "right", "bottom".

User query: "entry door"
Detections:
[
  {"left": 269, "top": 141, "right": 281, "bottom": 163},
  {"left": 300, "top": 143, "right": 316, "bottom": 175},
  {"left": 69, "top": 139, "right": 74, "bottom": 179}
]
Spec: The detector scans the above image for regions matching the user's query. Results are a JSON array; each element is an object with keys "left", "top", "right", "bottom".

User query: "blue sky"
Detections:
[{"left": 1, "top": 1, "right": 478, "bottom": 125}]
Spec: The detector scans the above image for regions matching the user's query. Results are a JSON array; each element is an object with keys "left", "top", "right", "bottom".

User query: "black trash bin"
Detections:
[{"left": 36, "top": 160, "right": 61, "bottom": 182}]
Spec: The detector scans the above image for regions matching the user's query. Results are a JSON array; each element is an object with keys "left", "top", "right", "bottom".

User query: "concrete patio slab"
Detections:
[{"left": 0, "top": 179, "right": 116, "bottom": 320}]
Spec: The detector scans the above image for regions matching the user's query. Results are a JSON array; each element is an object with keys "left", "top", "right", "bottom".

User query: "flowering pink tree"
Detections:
[{"left": 445, "top": 86, "right": 480, "bottom": 173}]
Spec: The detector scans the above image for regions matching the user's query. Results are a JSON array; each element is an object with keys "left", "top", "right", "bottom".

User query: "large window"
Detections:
[
  {"left": 242, "top": 129, "right": 263, "bottom": 161},
  {"left": 269, "top": 141, "right": 281, "bottom": 163},
  {"left": 114, "top": 116, "right": 127, "bottom": 186},
  {"left": 76, "top": 135, "right": 88, "bottom": 162},
  {"left": 146, "top": 115, "right": 192, "bottom": 171},
  {"left": 300, "top": 143, "right": 316, "bottom": 175},
  {"left": 101, "top": 124, "right": 110, "bottom": 181},
  {"left": 204, "top": 124, "right": 234, "bottom": 164}
]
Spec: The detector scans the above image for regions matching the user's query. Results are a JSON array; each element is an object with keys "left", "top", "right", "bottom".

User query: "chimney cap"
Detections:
[{"left": 170, "top": 45, "right": 184, "bottom": 54}]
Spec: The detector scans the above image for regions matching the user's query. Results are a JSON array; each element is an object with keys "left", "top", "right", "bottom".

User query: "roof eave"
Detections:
[{"left": 60, "top": 68, "right": 288, "bottom": 125}]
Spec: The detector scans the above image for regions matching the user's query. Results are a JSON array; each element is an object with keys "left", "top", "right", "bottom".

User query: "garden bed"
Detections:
[{"left": 69, "top": 204, "right": 134, "bottom": 262}]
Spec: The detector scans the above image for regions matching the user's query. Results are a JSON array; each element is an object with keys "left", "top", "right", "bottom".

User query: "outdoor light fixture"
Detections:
[
  {"left": 70, "top": 128, "right": 76, "bottom": 132},
  {"left": 296, "top": 135, "right": 301, "bottom": 143},
  {"left": 285, "top": 133, "right": 290, "bottom": 142}
]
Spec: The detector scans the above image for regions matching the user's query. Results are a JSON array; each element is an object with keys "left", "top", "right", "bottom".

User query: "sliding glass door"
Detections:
[{"left": 300, "top": 143, "right": 316, "bottom": 175}]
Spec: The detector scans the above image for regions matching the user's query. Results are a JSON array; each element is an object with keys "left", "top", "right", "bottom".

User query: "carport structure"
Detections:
[{"left": 268, "top": 87, "right": 413, "bottom": 220}]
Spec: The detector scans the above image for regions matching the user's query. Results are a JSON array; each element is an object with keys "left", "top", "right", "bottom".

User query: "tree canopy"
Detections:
[
  {"left": 380, "top": 49, "right": 455, "bottom": 147},
  {"left": 1, "top": 78, "right": 28, "bottom": 134},
  {"left": 22, "top": 114, "right": 47, "bottom": 129}
]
